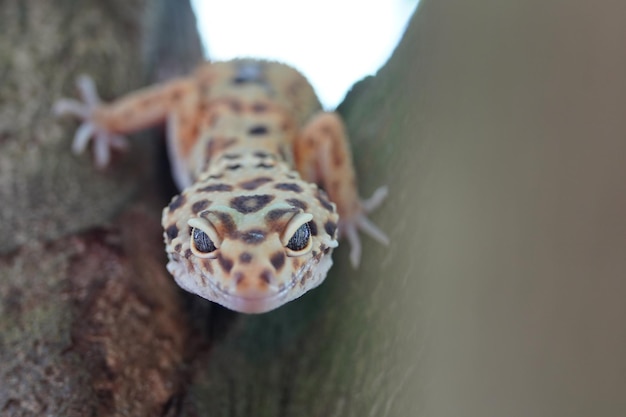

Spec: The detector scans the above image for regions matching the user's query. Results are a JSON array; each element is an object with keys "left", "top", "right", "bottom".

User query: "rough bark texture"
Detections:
[
  {"left": 0, "top": 1, "right": 202, "bottom": 416},
  {"left": 0, "top": 0, "right": 147, "bottom": 254},
  {"left": 2, "top": 0, "right": 626, "bottom": 416}
]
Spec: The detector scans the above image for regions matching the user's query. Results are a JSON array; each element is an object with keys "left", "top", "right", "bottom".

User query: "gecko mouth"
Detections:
[
  {"left": 212, "top": 284, "right": 294, "bottom": 313},
  {"left": 168, "top": 260, "right": 301, "bottom": 313},
  {"left": 207, "top": 268, "right": 305, "bottom": 314},
  {"left": 168, "top": 254, "right": 331, "bottom": 313}
]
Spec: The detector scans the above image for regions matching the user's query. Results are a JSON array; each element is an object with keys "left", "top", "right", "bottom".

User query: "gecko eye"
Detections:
[
  {"left": 286, "top": 222, "right": 311, "bottom": 252},
  {"left": 192, "top": 228, "right": 217, "bottom": 255},
  {"left": 188, "top": 218, "right": 221, "bottom": 258}
]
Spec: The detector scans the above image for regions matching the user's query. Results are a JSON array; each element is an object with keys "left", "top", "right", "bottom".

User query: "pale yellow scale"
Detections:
[{"left": 55, "top": 59, "right": 388, "bottom": 313}]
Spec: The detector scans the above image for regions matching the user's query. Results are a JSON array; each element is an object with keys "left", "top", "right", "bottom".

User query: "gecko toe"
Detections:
[
  {"left": 94, "top": 131, "right": 113, "bottom": 168},
  {"left": 76, "top": 74, "right": 101, "bottom": 106},
  {"left": 357, "top": 215, "right": 389, "bottom": 246},
  {"left": 72, "top": 122, "right": 96, "bottom": 154},
  {"left": 53, "top": 99, "right": 89, "bottom": 118},
  {"left": 345, "top": 224, "right": 362, "bottom": 268},
  {"left": 361, "top": 185, "right": 388, "bottom": 213}
]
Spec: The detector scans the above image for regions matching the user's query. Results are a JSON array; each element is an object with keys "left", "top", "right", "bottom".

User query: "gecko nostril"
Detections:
[
  {"left": 234, "top": 272, "right": 246, "bottom": 285},
  {"left": 259, "top": 269, "right": 274, "bottom": 285}
]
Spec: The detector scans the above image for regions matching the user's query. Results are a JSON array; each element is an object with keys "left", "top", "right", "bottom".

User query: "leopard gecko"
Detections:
[{"left": 55, "top": 59, "right": 388, "bottom": 313}]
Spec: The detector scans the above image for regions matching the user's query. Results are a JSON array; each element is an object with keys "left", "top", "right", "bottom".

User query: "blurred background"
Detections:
[{"left": 191, "top": 0, "right": 420, "bottom": 108}]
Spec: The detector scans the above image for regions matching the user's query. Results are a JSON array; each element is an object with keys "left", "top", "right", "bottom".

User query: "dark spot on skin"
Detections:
[
  {"left": 166, "top": 224, "right": 179, "bottom": 240},
  {"left": 223, "top": 153, "right": 240, "bottom": 159},
  {"left": 205, "top": 140, "right": 214, "bottom": 160},
  {"left": 189, "top": 125, "right": 199, "bottom": 139},
  {"left": 252, "top": 102, "right": 267, "bottom": 112},
  {"left": 239, "top": 177, "right": 273, "bottom": 190},
  {"left": 234, "top": 272, "right": 245, "bottom": 284},
  {"left": 141, "top": 97, "right": 156, "bottom": 108},
  {"left": 239, "top": 229, "right": 266, "bottom": 244},
  {"left": 266, "top": 208, "right": 297, "bottom": 222},
  {"left": 207, "top": 260, "right": 214, "bottom": 274},
  {"left": 171, "top": 90, "right": 182, "bottom": 101},
  {"left": 324, "top": 221, "right": 337, "bottom": 238},
  {"left": 278, "top": 145, "right": 289, "bottom": 161},
  {"left": 174, "top": 243, "right": 182, "bottom": 252},
  {"left": 316, "top": 192, "right": 334, "bottom": 212},
  {"left": 230, "top": 194, "right": 275, "bottom": 214},
  {"left": 253, "top": 150, "right": 271, "bottom": 158},
  {"left": 256, "top": 163, "right": 274, "bottom": 169},
  {"left": 217, "top": 254, "right": 233, "bottom": 273},
  {"left": 201, "top": 260, "right": 214, "bottom": 277},
  {"left": 168, "top": 194, "right": 186, "bottom": 212},
  {"left": 184, "top": 249, "right": 193, "bottom": 259},
  {"left": 291, "top": 257, "right": 302, "bottom": 270},
  {"left": 203, "top": 211, "right": 236, "bottom": 236},
  {"left": 206, "top": 137, "right": 238, "bottom": 161},
  {"left": 227, "top": 164, "right": 242, "bottom": 170},
  {"left": 333, "top": 155, "right": 344, "bottom": 167},
  {"left": 233, "top": 62, "right": 264, "bottom": 85},
  {"left": 248, "top": 125, "right": 268, "bottom": 135},
  {"left": 308, "top": 221, "right": 318, "bottom": 236},
  {"left": 270, "top": 252, "right": 285, "bottom": 271},
  {"left": 275, "top": 183, "right": 303, "bottom": 193},
  {"left": 191, "top": 200, "right": 210, "bottom": 213},
  {"left": 227, "top": 99, "right": 242, "bottom": 113},
  {"left": 321, "top": 125, "right": 333, "bottom": 135},
  {"left": 260, "top": 270, "right": 273, "bottom": 284},
  {"left": 286, "top": 198, "right": 307, "bottom": 210},
  {"left": 199, "top": 184, "right": 233, "bottom": 192},
  {"left": 300, "top": 269, "right": 314, "bottom": 287},
  {"left": 239, "top": 252, "right": 253, "bottom": 263}
]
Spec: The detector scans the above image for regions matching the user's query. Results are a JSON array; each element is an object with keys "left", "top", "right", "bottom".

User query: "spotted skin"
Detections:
[{"left": 55, "top": 59, "right": 388, "bottom": 313}]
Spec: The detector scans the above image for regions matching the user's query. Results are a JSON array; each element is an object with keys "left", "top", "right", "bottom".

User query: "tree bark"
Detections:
[
  {"left": 3, "top": 0, "right": 626, "bottom": 416},
  {"left": 0, "top": 1, "right": 202, "bottom": 416}
]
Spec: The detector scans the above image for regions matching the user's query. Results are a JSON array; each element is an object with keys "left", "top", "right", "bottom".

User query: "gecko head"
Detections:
[{"left": 161, "top": 170, "right": 339, "bottom": 313}]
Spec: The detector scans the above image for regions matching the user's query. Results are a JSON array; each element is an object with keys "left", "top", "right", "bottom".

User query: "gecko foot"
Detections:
[
  {"left": 340, "top": 185, "right": 390, "bottom": 268},
  {"left": 54, "top": 75, "right": 128, "bottom": 168}
]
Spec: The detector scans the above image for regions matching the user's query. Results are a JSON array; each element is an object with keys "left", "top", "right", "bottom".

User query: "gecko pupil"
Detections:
[
  {"left": 286, "top": 222, "right": 311, "bottom": 251},
  {"left": 193, "top": 228, "right": 216, "bottom": 253}
]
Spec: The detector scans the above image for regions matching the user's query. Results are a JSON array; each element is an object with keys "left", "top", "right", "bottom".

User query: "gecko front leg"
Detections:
[
  {"left": 54, "top": 75, "right": 194, "bottom": 168},
  {"left": 295, "top": 111, "right": 389, "bottom": 267}
]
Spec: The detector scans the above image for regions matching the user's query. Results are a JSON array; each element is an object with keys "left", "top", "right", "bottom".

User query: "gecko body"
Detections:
[{"left": 56, "top": 59, "right": 388, "bottom": 313}]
